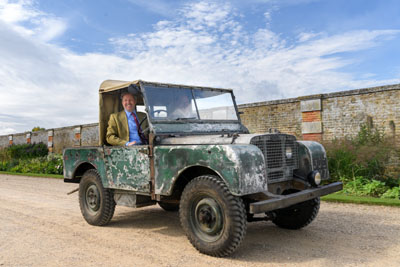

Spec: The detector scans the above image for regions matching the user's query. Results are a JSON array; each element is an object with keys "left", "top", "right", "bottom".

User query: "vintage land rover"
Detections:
[{"left": 63, "top": 80, "right": 342, "bottom": 257}]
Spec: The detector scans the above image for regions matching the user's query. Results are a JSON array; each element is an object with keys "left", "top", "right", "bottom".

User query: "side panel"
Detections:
[
  {"left": 63, "top": 147, "right": 108, "bottom": 181},
  {"left": 154, "top": 145, "right": 266, "bottom": 196},
  {"left": 103, "top": 146, "right": 151, "bottom": 192}
]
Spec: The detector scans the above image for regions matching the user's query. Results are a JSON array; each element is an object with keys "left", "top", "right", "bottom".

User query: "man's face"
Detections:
[{"left": 122, "top": 93, "right": 136, "bottom": 113}]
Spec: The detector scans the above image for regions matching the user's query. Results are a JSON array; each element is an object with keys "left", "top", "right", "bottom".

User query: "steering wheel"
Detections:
[
  {"left": 139, "top": 115, "right": 150, "bottom": 135},
  {"left": 153, "top": 109, "right": 167, "bottom": 117}
]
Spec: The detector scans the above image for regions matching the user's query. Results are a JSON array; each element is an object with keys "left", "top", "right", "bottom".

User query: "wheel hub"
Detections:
[
  {"left": 86, "top": 184, "right": 100, "bottom": 212},
  {"left": 194, "top": 198, "right": 223, "bottom": 240}
]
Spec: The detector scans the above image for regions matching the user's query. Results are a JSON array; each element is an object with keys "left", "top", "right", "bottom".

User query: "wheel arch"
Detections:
[
  {"left": 66, "top": 162, "right": 97, "bottom": 183},
  {"left": 165, "top": 165, "right": 223, "bottom": 200}
]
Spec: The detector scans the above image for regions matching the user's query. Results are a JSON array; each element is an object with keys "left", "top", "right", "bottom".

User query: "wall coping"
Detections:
[{"left": 238, "top": 83, "right": 400, "bottom": 109}]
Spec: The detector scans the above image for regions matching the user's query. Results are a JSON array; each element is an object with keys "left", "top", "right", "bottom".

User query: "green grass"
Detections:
[
  {"left": 0, "top": 171, "right": 63, "bottom": 179},
  {"left": 322, "top": 193, "right": 400, "bottom": 207}
]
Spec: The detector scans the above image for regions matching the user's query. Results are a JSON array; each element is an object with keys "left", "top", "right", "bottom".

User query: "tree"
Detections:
[{"left": 32, "top": 126, "right": 45, "bottom": 132}]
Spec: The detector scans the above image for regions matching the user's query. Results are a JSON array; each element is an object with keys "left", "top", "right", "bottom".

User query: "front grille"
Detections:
[{"left": 251, "top": 134, "right": 298, "bottom": 183}]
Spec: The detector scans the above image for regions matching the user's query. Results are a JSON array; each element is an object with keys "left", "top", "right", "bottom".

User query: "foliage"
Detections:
[
  {"left": 0, "top": 144, "right": 61, "bottom": 175},
  {"left": 7, "top": 143, "right": 48, "bottom": 160},
  {"left": 5, "top": 154, "right": 63, "bottom": 175},
  {"left": 381, "top": 187, "right": 400, "bottom": 199},
  {"left": 32, "top": 126, "right": 45, "bottom": 132},
  {"left": 325, "top": 123, "right": 397, "bottom": 181},
  {"left": 324, "top": 122, "right": 400, "bottom": 199}
]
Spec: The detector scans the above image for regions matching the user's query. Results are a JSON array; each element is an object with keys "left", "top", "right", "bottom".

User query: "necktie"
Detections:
[{"left": 132, "top": 112, "right": 148, "bottom": 144}]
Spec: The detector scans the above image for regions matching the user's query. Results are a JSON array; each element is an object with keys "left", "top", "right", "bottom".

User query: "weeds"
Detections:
[{"left": 324, "top": 123, "right": 400, "bottom": 199}]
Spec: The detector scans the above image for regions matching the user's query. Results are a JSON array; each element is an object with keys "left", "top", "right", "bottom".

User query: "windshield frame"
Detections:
[{"left": 139, "top": 81, "right": 242, "bottom": 124}]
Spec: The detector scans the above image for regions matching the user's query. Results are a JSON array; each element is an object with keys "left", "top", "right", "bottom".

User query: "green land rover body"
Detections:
[{"left": 63, "top": 80, "right": 342, "bottom": 257}]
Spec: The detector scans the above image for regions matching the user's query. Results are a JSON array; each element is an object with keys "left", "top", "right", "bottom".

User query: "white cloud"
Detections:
[
  {"left": 0, "top": 0, "right": 66, "bottom": 40},
  {"left": 0, "top": 0, "right": 399, "bottom": 135}
]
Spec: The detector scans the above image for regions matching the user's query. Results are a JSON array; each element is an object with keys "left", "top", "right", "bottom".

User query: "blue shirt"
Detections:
[{"left": 124, "top": 110, "right": 142, "bottom": 146}]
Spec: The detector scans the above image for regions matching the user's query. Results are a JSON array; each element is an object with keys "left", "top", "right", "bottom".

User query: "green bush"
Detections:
[
  {"left": 6, "top": 155, "right": 63, "bottom": 175},
  {"left": 325, "top": 123, "right": 396, "bottom": 182},
  {"left": 7, "top": 143, "right": 48, "bottom": 160},
  {"left": 381, "top": 187, "right": 400, "bottom": 199},
  {"left": 0, "top": 143, "right": 62, "bottom": 175},
  {"left": 324, "top": 123, "right": 400, "bottom": 198}
]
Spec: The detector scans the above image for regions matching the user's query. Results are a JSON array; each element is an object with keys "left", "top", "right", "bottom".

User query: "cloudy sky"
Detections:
[{"left": 0, "top": 0, "right": 399, "bottom": 135}]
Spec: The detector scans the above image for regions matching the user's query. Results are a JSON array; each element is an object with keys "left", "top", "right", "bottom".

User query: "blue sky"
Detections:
[{"left": 0, "top": 0, "right": 399, "bottom": 134}]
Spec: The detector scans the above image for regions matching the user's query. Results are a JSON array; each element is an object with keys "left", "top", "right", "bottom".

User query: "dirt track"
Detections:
[{"left": 0, "top": 174, "right": 399, "bottom": 266}]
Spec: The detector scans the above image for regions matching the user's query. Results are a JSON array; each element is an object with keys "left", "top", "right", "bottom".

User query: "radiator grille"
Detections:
[{"left": 251, "top": 134, "right": 298, "bottom": 183}]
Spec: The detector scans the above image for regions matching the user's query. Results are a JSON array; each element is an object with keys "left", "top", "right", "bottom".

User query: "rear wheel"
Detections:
[
  {"left": 79, "top": 169, "right": 115, "bottom": 226},
  {"left": 272, "top": 197, "right": 320, "bottom": 229},
  {"left": 179, "top": 175, "right": 247, "bottom": 257}
]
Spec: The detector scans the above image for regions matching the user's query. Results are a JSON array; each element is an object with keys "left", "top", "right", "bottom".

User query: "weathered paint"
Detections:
[
  {"left": 63, "top": 147, "right": 108, "bottom": 181},
  {"left": 154, "top": 144, "right": 266, "bottom": 196},
  {"left": 160, "top": 134, "right": 259, "bottom": 145},
  {"left": 103, "top": 146, "right": 150, "bottom": 192},
  {"left": 295, "top": 141, "right": 330, "bottom": 180},
  {"left": 152, "top": 122, "right": 244, "bottom": 135}
]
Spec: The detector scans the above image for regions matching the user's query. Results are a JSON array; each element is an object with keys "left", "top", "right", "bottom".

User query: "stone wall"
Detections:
[
  {"left": 1, "top": 123, "right": 99, "bottom": 154},
  {"left": 238, "top": 83, "right": 400, "bottom": 145},
  {"left": 0, "top": 83, "right": 399, "bottom": 153}
]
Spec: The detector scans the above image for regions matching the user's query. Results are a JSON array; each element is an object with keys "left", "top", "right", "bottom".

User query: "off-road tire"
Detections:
[
  {"left": 179, "top": 175, "right": 247, "bottom": 257},
  {"left": 79, "top": 169, "right": 115, "bottom": 226},
  {"left": 158, "top": 202, "right": 179, "bottom": 212},
  {"left": 272, "top": 197, "right": 320, "bottom": 230}
]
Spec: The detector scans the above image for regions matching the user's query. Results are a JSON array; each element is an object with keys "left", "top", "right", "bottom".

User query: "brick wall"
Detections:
[{"left": 238, "top": 83, "right": 400, "bottom": 145}]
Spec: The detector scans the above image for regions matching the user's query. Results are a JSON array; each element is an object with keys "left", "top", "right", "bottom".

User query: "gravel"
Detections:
[{"left": 0, "top": 174, "right": 399, "bottom": 266}]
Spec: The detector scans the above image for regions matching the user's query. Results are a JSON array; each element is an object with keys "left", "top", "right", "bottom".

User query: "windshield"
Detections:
[{"left": 144, "top": 85, "right": 238, "bottom": 121}]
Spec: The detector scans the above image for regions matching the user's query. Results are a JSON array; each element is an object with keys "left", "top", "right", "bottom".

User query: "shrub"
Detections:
[
  {"left": 7, "top": 143, "right": 48, "bottom": 160},
  {"left": 381, "top": 187, "right": 400, "bottom": 199},
  {"left": 324, "top": 123, "right": 395, "bottom": 183}
]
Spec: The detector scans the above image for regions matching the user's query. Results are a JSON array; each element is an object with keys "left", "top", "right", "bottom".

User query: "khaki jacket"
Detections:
[{"left": 106, "top": 110, "right": 148, "bottom": 146}]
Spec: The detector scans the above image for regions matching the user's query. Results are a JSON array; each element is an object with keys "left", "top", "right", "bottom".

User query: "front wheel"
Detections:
[
  {"left": 179, "top": 175, "right": 247, "bottom": 257},
  {"left": 79, "top": 169, "right": 115, "bottom": 226},
  {"left": 272, "top": 197, "right": 320, "bottom": 229}
]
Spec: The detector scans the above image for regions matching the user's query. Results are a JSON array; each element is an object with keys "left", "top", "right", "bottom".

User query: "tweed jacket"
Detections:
[{"left": 106, "top": 110, "right": 148, "bottom": 146}]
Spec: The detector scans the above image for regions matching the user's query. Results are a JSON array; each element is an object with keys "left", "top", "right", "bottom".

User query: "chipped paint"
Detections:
[
  {"left": 103, "top": 146, "right": 150, "bottom": 192},
  {"left": 63, "top": 147, "right": 108, "bottom": 181},
  {"left": 154, "top": 144, "right": 266, "bottom": 196},
  {"left": 296, "top": 141, "right": 330, "bottom": 180}
]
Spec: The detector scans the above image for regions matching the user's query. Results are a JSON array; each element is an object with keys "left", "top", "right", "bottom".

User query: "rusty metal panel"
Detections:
[
  {"left": 103, "top": 146, "right": 151, "bottom": 192},
  {"left": 63, "top": 147, "right": 108, "bottom": 181},
  {"left": 154, "top": 144, "right": 266, "bottom": 196}
]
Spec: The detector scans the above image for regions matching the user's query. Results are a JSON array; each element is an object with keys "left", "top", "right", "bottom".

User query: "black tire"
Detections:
[
  {"left": 272, "top": 197, "right": 320, "bottom": 230},
  {"left": 179, "top": 175, "right": 247, "bottom": 257},
  {"left": 158, "top": 202, "right": 179, "bottom": 212},
  {"left": 79, "top": 169, "right": 115, "bottom": 226}
]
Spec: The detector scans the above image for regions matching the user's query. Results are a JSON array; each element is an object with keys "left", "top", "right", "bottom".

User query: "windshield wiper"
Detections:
[{"left": 175, "top": 117, "right": 197, "bottom": 121}]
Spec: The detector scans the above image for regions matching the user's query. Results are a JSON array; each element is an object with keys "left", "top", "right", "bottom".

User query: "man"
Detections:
[{"left": 106, "top": 92, "right": 148, "bottom": 146}]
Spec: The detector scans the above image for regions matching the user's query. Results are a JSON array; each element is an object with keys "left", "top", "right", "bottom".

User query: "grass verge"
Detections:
[
  {"left": 322, "top": 193, "right": 400, "bottom": 207},
  {"left": 0, "top": 171, "right": 63, "bottom": 179}
]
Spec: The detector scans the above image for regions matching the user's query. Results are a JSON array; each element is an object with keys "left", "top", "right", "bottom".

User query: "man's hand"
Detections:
[{"left": 127, "top": 141, "right": 137, "bottom": 146}]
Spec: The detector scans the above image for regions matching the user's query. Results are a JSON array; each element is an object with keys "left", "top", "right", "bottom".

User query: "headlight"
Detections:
[
  {"left": 308, "top": 171, "right": 322, "bottom": 186},
  {"left": 285, "top": 146, "right": 292, "bottom": 159}
]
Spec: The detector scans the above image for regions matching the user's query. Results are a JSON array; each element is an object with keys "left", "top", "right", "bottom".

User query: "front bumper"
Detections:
[{"left": 249, "top": 181, "right": 343, "bottom": 214}]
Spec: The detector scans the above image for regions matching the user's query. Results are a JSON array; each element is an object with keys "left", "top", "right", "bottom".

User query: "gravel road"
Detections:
[{"left": 0, "top": 174, "right": 399, "bottom": 267}]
